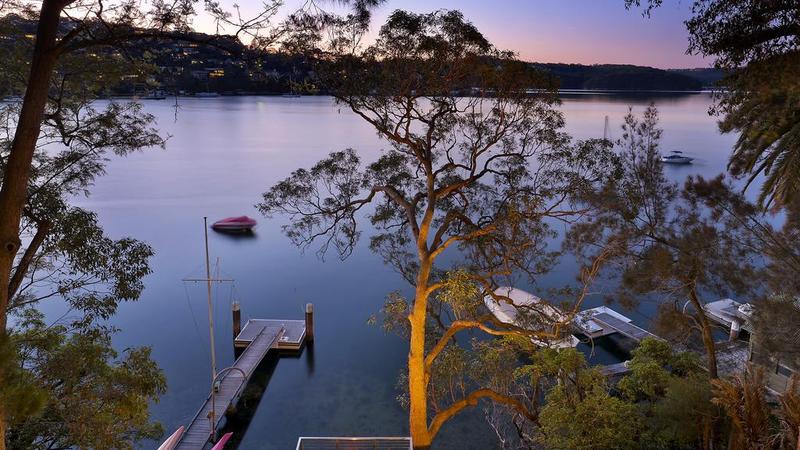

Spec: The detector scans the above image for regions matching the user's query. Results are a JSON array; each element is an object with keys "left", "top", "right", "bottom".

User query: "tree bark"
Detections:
[
  {"left": 0, "top": 2, "right": 64, "bottom": 448},
  {"left": 427, "top": 388, "right": 536, "bottom": 439},
  {"left": 8, "top": 219, "right": 51, "bottom": 301},
  {"left": 408, "top": 256, "right": 432, "bottom": 449},
  {"left": 688, "top": 287, "right": 718, "bottom": 378},
  {"left": 0, "top": 0, "right": 62, "bottom": 330}
]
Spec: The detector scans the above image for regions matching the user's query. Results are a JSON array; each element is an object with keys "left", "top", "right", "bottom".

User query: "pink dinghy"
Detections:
[
  {"left": 211, "top": 216, "right": 257, "bottom": 232},
  {"left": 211, "top": 432, "right": 233, "bottom": 450},
  {"left": 156, "top": 426, "right": 185, "bottom": 450}
]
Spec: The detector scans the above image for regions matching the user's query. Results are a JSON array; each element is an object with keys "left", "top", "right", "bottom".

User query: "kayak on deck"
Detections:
[
  {"left": 156, "top": 426, "right": 184, "bottom": 450},
  {"left": 211, "top": 432, "right": 234, "bottom": 449}
]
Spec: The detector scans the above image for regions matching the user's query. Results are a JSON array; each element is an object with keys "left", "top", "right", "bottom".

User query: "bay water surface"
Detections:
[{"left": 71, "top": 93, "right": 738, "bottom": 449}]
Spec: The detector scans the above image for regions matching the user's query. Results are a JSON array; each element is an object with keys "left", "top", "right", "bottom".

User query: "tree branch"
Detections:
[
  {"left": 428, "top": 388, "right": 536, "bottom": 439},
  {"left": 8, "top": 215, "right": 52, "bottom": 301}
]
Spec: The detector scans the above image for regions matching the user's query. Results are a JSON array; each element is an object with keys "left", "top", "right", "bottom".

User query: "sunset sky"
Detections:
[
  {"left": 363, "top": 0, "right": 708, "bottom": 69},
  {"left": 198, "top": 0, "right": 709, "bottom": 69}
]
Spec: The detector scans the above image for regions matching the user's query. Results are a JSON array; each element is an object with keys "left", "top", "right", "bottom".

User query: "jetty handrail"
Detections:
[
  {"left": 228, "top": 326, "right": 283, "bottom": 401},
  {"left": 176, "top": 325, "right": 285, "bottom": 449}
]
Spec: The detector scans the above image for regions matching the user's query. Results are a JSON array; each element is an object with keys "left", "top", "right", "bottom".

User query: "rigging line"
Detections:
[
  {"left": 183, "top": 281, "right": 210, "bottom": 361},
  {"left": 182, "top": 261, "right": 208, "bottom": 281},
  {"left": 212, "top": 263, "right": 236, "bottom": 283}
]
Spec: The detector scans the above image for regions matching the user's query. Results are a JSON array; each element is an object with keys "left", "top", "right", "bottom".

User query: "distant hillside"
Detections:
[
  {"left": 0, "top": 14, "right": 724, "bottom": 95},
  {"left": 667, "top": 68, "right": 726, "bottom": 88},
  {"left": 532, "top": 63, "right": 703, "bottom": 91}
]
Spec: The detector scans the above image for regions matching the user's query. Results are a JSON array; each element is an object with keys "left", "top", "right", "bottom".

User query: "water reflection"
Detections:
[
  {"left": 212, "top": 229, "right": 259, "bottom": 241},
  {"left": 305, "top": 342, "right": 315, "bottom": 375},
  {"left": 70, "top": 94, "right": 738, "bottom": 449},
  {"left": 559, "top": 90, "right": 715, "bottom": 104},
  {"left": 218, "top": 354, "right": 281, "bottom": 449}
]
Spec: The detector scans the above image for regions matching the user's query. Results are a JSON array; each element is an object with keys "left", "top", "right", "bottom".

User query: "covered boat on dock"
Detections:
[{"left": 484, "top": 287, "right": 579, "bottom": 348}]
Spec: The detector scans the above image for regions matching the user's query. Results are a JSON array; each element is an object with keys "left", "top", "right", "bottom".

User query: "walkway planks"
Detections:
[
  {"left": 176, "top": 325, "right": 284, "bottom": 449},
  {"left": 591, "top": 312, "right": 661, "bottom": 343}
]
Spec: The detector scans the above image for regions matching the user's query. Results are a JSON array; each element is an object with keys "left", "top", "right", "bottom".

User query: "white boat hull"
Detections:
[
  {"left": 157, "top": 426, "right": 185, "bottom": 450},
  {"left": 661, "top": 157, "right": 693, "bottom": 164},
  {"left": 484, "top": 287, "right": 579, "bottom": 348}
]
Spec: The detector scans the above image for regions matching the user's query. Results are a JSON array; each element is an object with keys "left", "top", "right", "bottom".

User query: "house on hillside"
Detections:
[{"left": 704, "top": 298, "right": 798, "bottom": 393}]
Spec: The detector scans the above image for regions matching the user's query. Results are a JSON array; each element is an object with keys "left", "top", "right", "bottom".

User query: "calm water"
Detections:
[{"left": 69, "top": 93, "right": 738, "bottom": 449}]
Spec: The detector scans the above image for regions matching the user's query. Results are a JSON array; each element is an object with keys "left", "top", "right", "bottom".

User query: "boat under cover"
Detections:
[
  {"left": 211, "top": 216, "right": 257, "bottom": 231},
  {"left": 484, "top": 287, "right": 580, "bottom": 348}
]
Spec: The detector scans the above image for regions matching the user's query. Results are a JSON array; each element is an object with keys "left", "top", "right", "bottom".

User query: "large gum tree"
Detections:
[{"left": 258, "top": 10, "right": 616, "bottom": 448}]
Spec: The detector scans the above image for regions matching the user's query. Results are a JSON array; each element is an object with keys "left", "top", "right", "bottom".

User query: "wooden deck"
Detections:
[
  {"left": 235, "top": 319, "right": 306, "bottom": 351},
  {"left": 176, "top": 325, "right": 284, "bottom": 449},
  {"left": 591, "top": 312, "right": 661, "bottom": 343}
]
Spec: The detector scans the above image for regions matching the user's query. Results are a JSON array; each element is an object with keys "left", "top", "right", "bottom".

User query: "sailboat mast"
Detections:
[{"left": 203, "top": 217, "right": 218, "bottom": 440}]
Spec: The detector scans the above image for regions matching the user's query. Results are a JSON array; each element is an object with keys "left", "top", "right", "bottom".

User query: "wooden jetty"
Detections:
[
  {"left": 590, "top": 312, "right": 661, "bottom": 343},
  {"left": 176, "top": 318, "right": 308, "bottom": 449},
  {"left": 599, "top": 361, "right": 631, "bottom": 377}
]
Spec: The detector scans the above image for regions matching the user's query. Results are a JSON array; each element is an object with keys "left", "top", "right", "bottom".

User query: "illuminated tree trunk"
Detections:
[
  {"left": 0, "top": 2, "right": 63, "bottom": 447},
  {"left": 408, "top": 252, "right": 433, "bottom": 448},
  {"left": 408, "top": 307, "right": 430, "bottom": 447}
]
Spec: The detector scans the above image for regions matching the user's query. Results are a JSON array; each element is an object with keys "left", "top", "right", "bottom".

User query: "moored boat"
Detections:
[
  {"left": 661, "top": 150, "right": 693, "bottom": 164},
  {"left": 484, "top": 286, "right": 579, "bottom": 348},
  {"left": 211, "top": 216, "right": 257, "bottom": 232}
]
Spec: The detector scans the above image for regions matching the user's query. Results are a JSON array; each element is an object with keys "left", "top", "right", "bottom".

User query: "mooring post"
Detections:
[
  {"left": 305, "top": 303, "right": 314, "bottom": 343},
  {"left": 729, "top": 319, "right": 741, "bottom": 341},
  {"left": 232, "top": 300, "right": 241, "bottom": 339}
]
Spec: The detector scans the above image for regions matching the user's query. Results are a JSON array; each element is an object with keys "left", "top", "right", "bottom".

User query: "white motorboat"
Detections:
[
  {"left": 661, "top": 151, "right": 693, "bottom": 164},
  {"left": 484, "top": 287, "right": 579, "bottom": 348}
]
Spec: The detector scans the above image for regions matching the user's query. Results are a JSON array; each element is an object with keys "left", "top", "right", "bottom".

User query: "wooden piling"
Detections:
[
  {"left": 729, "top": 319, "right": 741, "bottom": 341},
  {"left": 305, "top": 303, "right": 314, "bottom": 343},
  {"left": 232, "top": 301, "right": 241, "bottom": 338}
]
